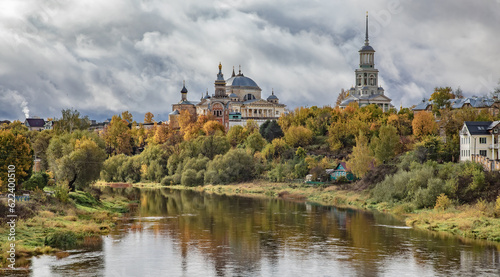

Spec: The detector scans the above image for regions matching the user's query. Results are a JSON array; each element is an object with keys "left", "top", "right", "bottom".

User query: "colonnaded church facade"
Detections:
[
  {"left": 170, "top": 63, "right": 286, "bottom": 130},
  {"left": 339, "top": 13, "right": 394, "bottom": 112}
]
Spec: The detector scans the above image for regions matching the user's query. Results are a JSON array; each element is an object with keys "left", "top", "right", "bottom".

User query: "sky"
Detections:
[{"left": 0, "top": 0, "right": 499, "bottom": 122}]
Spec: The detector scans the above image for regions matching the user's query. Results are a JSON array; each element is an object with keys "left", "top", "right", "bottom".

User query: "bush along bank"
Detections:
[
  {"left": 0, "top": 186, "right": 136, "bottom": 269},
  {"left": 167, "top": 153, "right": 500, "bottom": 243}
]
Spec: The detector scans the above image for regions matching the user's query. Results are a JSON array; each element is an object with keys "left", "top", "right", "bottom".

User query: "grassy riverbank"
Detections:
[
  {"left": 0, "top": 189, "right": 133, "bottom": 269},
  {"left": 166, "top": 181, "right": 500, "bottom": 242}
]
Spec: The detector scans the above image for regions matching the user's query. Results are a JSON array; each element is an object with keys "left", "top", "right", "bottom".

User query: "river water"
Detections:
[{"left": 24, "top": 188, "right": 500, "bottom": 276}]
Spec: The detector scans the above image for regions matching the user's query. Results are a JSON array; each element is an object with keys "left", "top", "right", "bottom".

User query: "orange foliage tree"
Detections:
[
  {"left": 412, "top": 111, "right": 437, "bottom": 138},
  {"left": 203, "top": 120, "right": 225, "bottom": 136}
]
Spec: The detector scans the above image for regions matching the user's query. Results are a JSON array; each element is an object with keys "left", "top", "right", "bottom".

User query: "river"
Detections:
[{"left": 24, "top": 188, "right": 500, "bottom": 276}]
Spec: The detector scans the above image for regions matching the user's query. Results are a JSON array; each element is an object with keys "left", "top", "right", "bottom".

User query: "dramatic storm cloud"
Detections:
[{"left": 0, "top": 0, "right": 499, "bottom": 121}]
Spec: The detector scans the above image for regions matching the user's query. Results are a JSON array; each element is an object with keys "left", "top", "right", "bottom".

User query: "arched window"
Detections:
[{"left": 244, "top": 94, "right": 255, "bottom": 101}]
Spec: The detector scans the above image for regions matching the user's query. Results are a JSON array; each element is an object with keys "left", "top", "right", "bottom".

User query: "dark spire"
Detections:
[
  {"left": 232, "top": 66, "right": 235, "bottom": 77},
  {"left": 181, "top": 80, "right": 188, "bottom": 93},
  {"left": 365, "top": 12, "right": 370, "bottom": 46},
  {"left": 238, "top": 65, "right": 243, "bottom": 76}
]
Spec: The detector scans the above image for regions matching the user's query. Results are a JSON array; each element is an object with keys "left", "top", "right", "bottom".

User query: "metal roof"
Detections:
[
  {"left": 464, "top": 121, "right": 492, "bottom": 135},
  {"left": 360, "top": 45, "right": 375, "bottom": 51},
  {"left": 414, "top": 96, "right": 497, "bottom": 111},
  {"left": 267, "top": 94, "right": 278, "bottom": 100},
  {"left": 25, "top": 118, "right": 45, "bottom": 127},
  {"left": 226, "top": 75, "right": 260, "bottom": 88}
]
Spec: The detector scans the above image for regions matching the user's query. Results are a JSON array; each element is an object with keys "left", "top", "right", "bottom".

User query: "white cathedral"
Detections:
[{"left": 339, "top": 13, "right": 394, "bottom": 112}]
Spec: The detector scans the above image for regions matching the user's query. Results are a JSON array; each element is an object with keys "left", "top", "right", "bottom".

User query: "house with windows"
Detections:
[
  {"left": 24, "top": 118, "right": 46, "bottom": 131},
  {"left": 459, "top": 121, "right": 500, "bottom": 170},
  {"left": 329, "top": 162, "right": 356, "bottom": 181},
  {"left": 413, "top": 96, "right": 500, "bottom": 116}
]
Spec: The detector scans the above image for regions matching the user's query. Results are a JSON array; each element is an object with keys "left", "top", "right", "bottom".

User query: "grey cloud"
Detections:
[{"left": 0, "top": 0, "right": 498, "bottom": 121}]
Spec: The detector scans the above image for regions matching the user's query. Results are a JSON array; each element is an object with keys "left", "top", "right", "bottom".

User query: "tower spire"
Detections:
[{"left": 365, "top": 11, "right": 369, "bottom": 46}]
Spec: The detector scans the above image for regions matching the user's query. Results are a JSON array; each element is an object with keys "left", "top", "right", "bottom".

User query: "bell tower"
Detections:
[
  {"left": 354, "top": 12, "right": 381, "bottom": 97},
  {"left": 214, "top": 62, "right": 226, "bottom": 98}
]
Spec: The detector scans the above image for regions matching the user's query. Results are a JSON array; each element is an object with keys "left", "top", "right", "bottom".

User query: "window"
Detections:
[
  {"left": 479, "top": 137, "right": 487, "bottom": 144},
  {"left": 479, "top": 150, "right": 487, "bottom": 156}
]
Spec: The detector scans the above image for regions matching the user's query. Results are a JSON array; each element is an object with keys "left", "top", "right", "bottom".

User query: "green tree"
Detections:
[
  {"left": 199, "top": 135, "right": 230, "bottom": 159},
  {"left": 371, "top": 125, "right": 400, "bottom": 164},
  {"left": 346, "top": 131, "right": 374, "bottom": 178},
  {"left": 32, "top": 130, "right": 53, "bottom": 171},
  {"left": 245, "top": 132, "right": 267, "bottom": 153},
  {"left": 48, "top": 132, "right": 106, "bottom": 191},
  {"left": 55, "top": 109, "right": 90, "bottom": 133},
  {"left": 204, "top": 149, "right": 255, "bottom": 184},
  {"left": 0, "top": 130, "right": 33, "bottom": 191},
  {"left": 260, "top": 120, "right": 284, "bottom": 142}
]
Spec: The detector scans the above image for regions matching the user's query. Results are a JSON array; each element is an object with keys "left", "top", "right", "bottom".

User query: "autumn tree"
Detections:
[
  {"left": 104, "top": 115, "right": 133, "bottom": 155},
  {"left": 429, "top": 87, "right": 454, "bottom": 115},
  {"left": 243, "top": 120, "right": 259, "bottom": 134},
  {"left": 346, "top": 131, "right": 373, "bottom": 178},
  {"left": 412, "top": 111, "right": 437, "bottom": 139},
  {"left": 336, "top": 88, "right": 348, "bottom": 107},
  {"left": 55, "top": 109, "right": 90, "bottom": 133},
  {"left": 284, "top": 126, "right": 313, "bottom": 147},
  {"left": 153, "top": 123, "right": 171, "bottom": 145},
  {"left": 1, "top": 120, "right": 29, "bottom": 136},
  {"left": 144, "top": 112, "right": 155, "bottom": 123},
  {"left": 0, "top": 130, "right": 33, "bottom": 191},
  {"left": 121, "top": 111, "right": 133, "bottom": 123},
  {"left": 227, "top": 125, "right": 247, "bottom": 147},
  {"left": 202, "top": 120, "right": 225, "bottom": 136}
]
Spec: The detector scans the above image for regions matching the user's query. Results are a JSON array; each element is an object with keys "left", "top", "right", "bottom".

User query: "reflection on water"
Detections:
[{"left": 28, "top": 188, "right": 500, "bottom": 276}]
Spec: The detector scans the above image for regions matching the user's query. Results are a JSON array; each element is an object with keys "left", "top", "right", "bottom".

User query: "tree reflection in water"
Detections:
[{"left": 29, "top": 188, "right": 500, "bottom": 276}]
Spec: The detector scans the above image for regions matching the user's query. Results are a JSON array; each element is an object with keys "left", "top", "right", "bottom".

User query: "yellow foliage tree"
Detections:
[
  {"left": 284, "top": 126, "right": 313, "bottom": 147},
  {"left": 0, "top": 130, "right": 33, "bottom": 191},
  {"left": 144, "top": 112, "right": 154, "bottom": 124},
  {"left": 346, "top": 131, "right": 373, "bottom": 178},
  {"left": 104, "top": 115, "right": 133, "bottom": 155},
  {"left": 153, "top": 124, "right": 170, "bottom": 144},
  {"left": 203, "top": 120, "right": 225, "bottom": 136},
  {"left": 412, "top": 111, "right": 437, "bottom": 138}
]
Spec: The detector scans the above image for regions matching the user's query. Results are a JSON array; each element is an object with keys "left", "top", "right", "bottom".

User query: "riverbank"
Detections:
[
  {"left": 0, "top": 189, "right": 133, "bottom": 269},
  {"left": 165, "top": 181, "right": 500, "bottom": 242}
]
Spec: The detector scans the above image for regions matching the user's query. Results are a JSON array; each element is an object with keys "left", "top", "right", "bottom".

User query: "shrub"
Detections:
[
  {"left": 181, "top": 169, "right": 200, "bottom": 187},
  {"left": 204, "top": 149, "right": 255, "bottom": 184},
  {"left": 434, "top": 193, "right": 452, "bottom": 210},
  {"left": 54, "top": 184, "right": 70, "bottom": 203},
  {"left": 23, "top": 172, "right": 49, "bottom": 191},
  {"left": 45, "top": 231, "right": 79, "bottom": 249}
]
